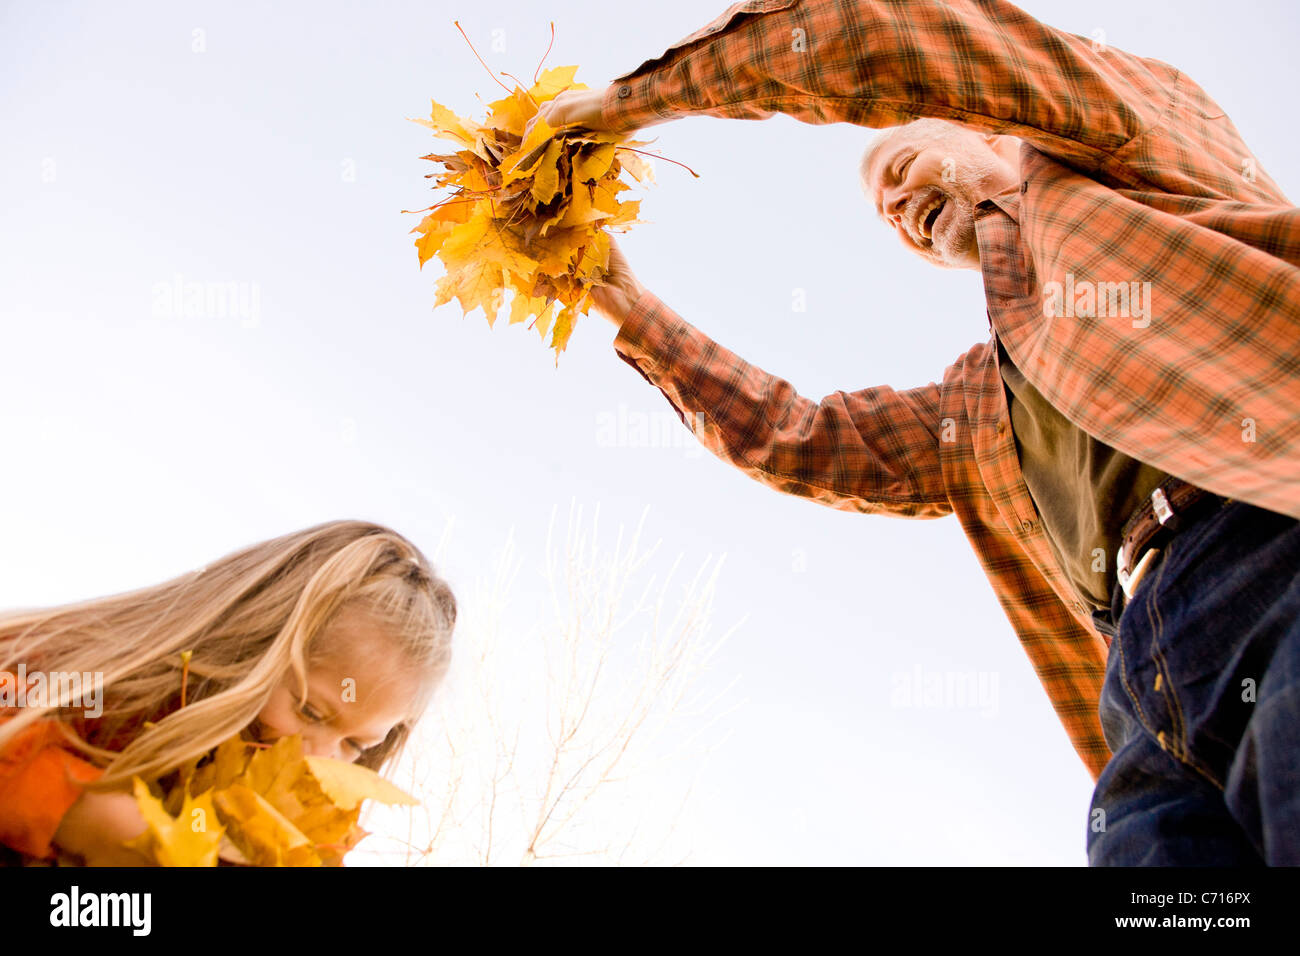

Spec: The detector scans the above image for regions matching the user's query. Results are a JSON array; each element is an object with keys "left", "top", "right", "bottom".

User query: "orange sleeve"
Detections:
[{"left": 0, "top": 715, "right": 104, "bottom": 859}]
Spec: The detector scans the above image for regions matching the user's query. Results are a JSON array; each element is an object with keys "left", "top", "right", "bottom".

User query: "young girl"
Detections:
[{"left": 0, "top": 519, "right": 456, "bottom": 866}]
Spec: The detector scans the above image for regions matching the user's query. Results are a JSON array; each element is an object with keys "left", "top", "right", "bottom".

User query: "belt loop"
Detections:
[{"left": 1151, "top": 487, "right": 1173, "bottom": 525}]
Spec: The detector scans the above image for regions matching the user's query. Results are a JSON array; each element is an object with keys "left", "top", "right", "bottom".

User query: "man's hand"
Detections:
[
  {"left": 589, "top": 234, "right": 647, "bottom": 332},
  {"left": 53, "top": 787, "right": 154, "bottom": 866},
  {"left": 531, "top": 88, "right": 613, "bottom": 135},
  {"left": 522, "top": 91, "right": 652, "bottom": 332}
]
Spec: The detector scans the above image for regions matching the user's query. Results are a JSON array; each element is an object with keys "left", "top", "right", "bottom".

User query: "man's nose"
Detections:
[{"left": 883, "top": 188, "right": 908, "bottom": 226}]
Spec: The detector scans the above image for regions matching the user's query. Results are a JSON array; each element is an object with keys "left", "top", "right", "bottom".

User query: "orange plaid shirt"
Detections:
[{"left": 598, "top": 0, "right": 1300, "bottom": 779}]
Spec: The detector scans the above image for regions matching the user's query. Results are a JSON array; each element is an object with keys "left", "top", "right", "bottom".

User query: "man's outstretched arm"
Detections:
[
  {"left": 540, "top": 0, "right": 1282, "bottom": 198},
  {"left": 603, "top": 0, "right": 1161, "bottom": 167},
  {"left": 591, "top": 238, "right": 955, "bottom": 518},
  {"left": 587, "top": 242, "right": 1113, "bottom": 776}
]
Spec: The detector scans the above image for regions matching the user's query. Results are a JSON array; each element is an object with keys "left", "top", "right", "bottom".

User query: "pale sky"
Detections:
[{"left": 1, "top": 0, "right": 1295, "bottom": 865}]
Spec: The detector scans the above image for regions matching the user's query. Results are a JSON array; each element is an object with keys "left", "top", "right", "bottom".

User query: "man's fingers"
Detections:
[
  {"left": 606, "top": 234, "right": 627, "bottom": 267},
  {"left": 550, "top": 95, "right": 584, "bottom": 126},
  {"left": 524, "top": 98, "right": 564, "bottom": 142}
]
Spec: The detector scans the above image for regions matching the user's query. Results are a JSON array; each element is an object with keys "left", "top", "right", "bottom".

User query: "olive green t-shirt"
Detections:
[{"left": 996, "top": 340, "right": 1169, "bottom": 612}]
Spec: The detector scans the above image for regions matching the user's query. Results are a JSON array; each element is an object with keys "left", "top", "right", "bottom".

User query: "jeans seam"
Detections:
[
  {"left": 1142, "top": 541, "right": 1228, "bottom": 790},
  {"left": 1116, "top": 609, "right": 1154, "bottom": 734},
  {"left": 1146, "top": 556, "right": 1186, "bottom": 750}
]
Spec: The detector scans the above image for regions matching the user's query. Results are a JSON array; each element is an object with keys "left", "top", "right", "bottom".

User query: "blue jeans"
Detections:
[{"left": 1087, "top": 499, "right": 1300, "bottom": 866}]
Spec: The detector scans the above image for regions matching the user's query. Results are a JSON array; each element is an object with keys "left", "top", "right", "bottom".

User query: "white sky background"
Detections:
[{"left": 1, "top": 0, "right": 1295, "bottom": 865}]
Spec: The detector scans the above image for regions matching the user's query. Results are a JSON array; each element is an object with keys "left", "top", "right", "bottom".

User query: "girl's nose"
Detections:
[{"left": 304, "top": 736, "right": 342, "bottom": 760}]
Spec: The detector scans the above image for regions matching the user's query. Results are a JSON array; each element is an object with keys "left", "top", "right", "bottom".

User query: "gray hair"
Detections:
[{"left": 857, "top": 118, "right": 968, "bottom": 204}]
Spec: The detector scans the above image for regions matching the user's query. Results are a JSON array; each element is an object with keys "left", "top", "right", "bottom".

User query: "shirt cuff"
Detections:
[
  {"left": 613, "top": 287, "right": 688, "bottom": 369},
  {"left": 601, "top": 74, "right": 674, "bottom": 135},
  {"left": 610, "top": 288, "right": 698, "bottom": 427}
]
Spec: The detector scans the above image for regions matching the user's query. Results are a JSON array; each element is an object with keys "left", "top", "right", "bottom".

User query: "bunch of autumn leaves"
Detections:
[
  {"left": 410, "top": 66, "right": 653, "bottom": 359},
  {"left": 124, "top": 734, "right": 415, "bottom": 867}
]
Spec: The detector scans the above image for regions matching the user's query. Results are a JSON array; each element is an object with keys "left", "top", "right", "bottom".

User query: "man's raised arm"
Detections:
[
  {"left": 590, "top": 240, "right": 956, "bottom": 519},
  {"left": 560, "top": 0, "right": 1195, "bottom": 184}
]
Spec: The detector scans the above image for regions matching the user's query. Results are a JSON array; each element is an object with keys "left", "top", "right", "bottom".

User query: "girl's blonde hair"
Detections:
[{"left": 0, "top": 520, "right": 456, "bottom": 787}]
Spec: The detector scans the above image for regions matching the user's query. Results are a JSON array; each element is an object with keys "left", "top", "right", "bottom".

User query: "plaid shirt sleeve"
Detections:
[
  {"left": 600, "top": 0, "right": 1288, "bottom": 202},
  {"left": 613, "top": 290, "right": 1114, "bottom": 778},
  {"left": 613, "top": 288, "right": 955, "bottom": 518}
]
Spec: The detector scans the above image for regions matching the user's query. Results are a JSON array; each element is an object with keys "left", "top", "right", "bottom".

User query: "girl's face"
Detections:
[{"left": 253, "top": 607, "right": 424, "bottom": 762}]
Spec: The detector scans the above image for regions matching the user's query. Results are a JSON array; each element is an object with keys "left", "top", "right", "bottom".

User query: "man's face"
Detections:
[{"left": 867, "top": 129, "right": 1020, "bottom": 269}]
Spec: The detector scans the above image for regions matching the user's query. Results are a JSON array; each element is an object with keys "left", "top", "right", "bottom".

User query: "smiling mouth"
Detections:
[{"left": 919, "top": 197, "right": 946, "bottom": 243}]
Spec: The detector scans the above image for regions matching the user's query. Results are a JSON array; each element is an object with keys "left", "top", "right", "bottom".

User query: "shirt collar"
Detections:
[
  {"left": 976, "top": 182, "right": 1025, "bottom": 223},
  {"left": 975, "top": 180, "right": 1038, "bottom": 336}
]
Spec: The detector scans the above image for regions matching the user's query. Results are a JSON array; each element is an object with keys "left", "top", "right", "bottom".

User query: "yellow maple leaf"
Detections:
[
  {"left": 304, "top": 755, "right": 418, "bottom": 811},
  {"left": 485, "top": 87, "right": 538, "bottom": 138},
  {"left": 123, "top": 732, "right": 418, "bottom": 867},
  {"left": 415, "top": 218, "right": 457, "bottom": 267},
  {"left": 411, "top": 61, "right": 663, "bottom": 362},
  {"left": 129, "top": 777, "right": 224, "bottom": 867},
  {"left": 510, "top": 288, "right": 555, "bottom": 327},
  {"left": 183, "top": 735, "right": 252, "bottom": 799},
  {"left": 500, "top": 115, "right": 557, "bottom": 177},
  {"left": 616, "top": 148, "right": 656, "bottom": 184},
  {"left": 550, "top": 302, "right": 580, "bottom": 354},
  {"left": 238, "top": 735, "right": 306, "bottom": 799},
  {"left": 213, "top": 784, "right": 321, "bottom": 867},
  {"left": 529, "top": 139, "right": 565, "bottom": 205},
  {"left": 527, "top": 65, "right": 585, "bottom": 103},
  {"left": 412, "top": 98, "right": 480, "bottom": 148},
  {"left": 573, "top": 143, "right": 618, "bottom": 184},
  {"left": 437, "top": 259, "right": 505, "bottom": 326}
]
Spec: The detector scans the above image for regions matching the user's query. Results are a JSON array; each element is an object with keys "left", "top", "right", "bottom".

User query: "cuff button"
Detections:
[{"left": 617, "top": 84, "right": 631, "bottom": 99}]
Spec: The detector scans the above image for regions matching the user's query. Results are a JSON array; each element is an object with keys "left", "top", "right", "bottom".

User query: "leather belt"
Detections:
[{"left": 1116, "top": 476, "right": 1229, "bottom": 603}]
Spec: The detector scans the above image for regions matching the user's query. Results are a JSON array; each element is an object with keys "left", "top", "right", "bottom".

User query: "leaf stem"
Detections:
[
  {"left": 617, "top": 146, "right": 699, "bottom": 179},
  {"left": 534, "top": 22, "right": 555, "bottom": 86},
  {"left": 453, "top": 20, "right": 513, "bottom": 95},
  {"left": 179, "top": 650, "right": 193, "bottom": 708}
]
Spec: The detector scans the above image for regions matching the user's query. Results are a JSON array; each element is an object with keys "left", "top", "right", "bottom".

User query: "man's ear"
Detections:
[{"left": 984, "top": 133, "right": 1021, "bottom": 165}]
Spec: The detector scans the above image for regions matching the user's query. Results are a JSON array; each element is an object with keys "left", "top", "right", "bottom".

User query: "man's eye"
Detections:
[{"left": 898, "top": 154, "right": 915, "bottom": 179}]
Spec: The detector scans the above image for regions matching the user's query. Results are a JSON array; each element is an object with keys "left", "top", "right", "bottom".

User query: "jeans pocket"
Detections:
[{"left": 1140, "top": 499, "right": 1237, "bottom": 596}]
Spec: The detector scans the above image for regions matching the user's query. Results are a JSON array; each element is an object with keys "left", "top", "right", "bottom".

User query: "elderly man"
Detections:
[{"left": 534, "top": 0, "right": 1300, "bottom": 864}]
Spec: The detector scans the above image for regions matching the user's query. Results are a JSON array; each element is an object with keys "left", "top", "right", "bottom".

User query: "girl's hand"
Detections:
[{"left": 53, "top": 788, "right": 155, "bottom": 866}]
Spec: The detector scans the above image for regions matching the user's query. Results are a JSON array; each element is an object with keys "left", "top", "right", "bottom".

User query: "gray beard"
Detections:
[
  {"left": 931, "top": 153, "right": 999, "bottom": 267},
  {"left": 930, "top": 192, "right": 977, "bottom": 267}
]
